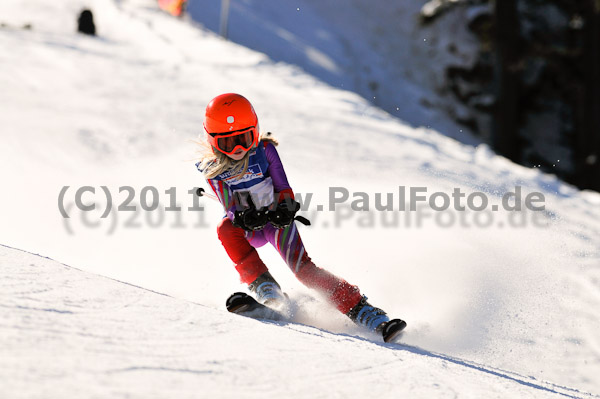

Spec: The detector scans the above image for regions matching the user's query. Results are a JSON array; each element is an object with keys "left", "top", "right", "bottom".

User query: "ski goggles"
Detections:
[{"left": 208, "top": 127, "right": 256, "bottom": 155}]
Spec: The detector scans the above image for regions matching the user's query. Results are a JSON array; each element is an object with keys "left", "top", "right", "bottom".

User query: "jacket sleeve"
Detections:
[
  {"left": 264, "top": 142, "right": 295, "bottom": 203},
  {"left": 205, "top": 177, "right": 237, "bottom": 220}
]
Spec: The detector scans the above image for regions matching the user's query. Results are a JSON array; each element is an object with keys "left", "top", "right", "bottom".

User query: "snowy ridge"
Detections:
[{"left": 0, "top": 244, "right": 595, "bottom": 399}]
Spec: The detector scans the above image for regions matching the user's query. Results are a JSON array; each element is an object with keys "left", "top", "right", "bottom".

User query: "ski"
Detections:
[
  {"left": 226, "top": 292, "right": 406, "bottom": 343},
  {"left": 381, "top": 319, "right": 407, "bottom": 343},
  {"left": 226, "top": 292, "right": 289, "bottom": 322}
]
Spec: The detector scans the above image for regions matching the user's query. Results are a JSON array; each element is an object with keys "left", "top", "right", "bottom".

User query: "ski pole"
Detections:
[{"left": 195, "top": 187, "right": 219, "bottom": 202}]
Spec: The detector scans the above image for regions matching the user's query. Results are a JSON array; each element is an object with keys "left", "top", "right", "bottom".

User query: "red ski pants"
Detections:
[{"left": 216, "top": 217, "right": 362, "bottom": 314}]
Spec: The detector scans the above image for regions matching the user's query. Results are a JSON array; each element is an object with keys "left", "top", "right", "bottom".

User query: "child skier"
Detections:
[{"left": 197, "top": 93, "right": 406, "bottom": 342}]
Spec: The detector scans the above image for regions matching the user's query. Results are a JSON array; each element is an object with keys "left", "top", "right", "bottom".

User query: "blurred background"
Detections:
[{"left": 164, "top": 0, "right": 600, "bottom": 192}]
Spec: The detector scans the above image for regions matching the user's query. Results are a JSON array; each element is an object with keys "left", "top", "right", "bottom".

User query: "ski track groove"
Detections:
[{"left": 393, "top": 344, "right": 598, "bottom": 399}]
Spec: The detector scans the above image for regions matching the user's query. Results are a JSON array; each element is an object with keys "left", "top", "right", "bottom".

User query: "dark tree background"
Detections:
[
  {"left": 493, "top": 0, "right": 600, "bottom": 191},
  {"left": 580, "top": 0, "right": 600, "bottom": 190},
  {"left": 426, "top": 0, "right": 600, "bottom": 191},
  {"left": 493, "top": 0, "right": 521, "bottom": 162}
]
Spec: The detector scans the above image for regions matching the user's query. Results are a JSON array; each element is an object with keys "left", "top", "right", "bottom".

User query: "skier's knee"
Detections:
[
  {"left": 295, "top": 261, "right": 333, "bottom": 288},
  {"left": 217, "top": 217, "right": 238, "bottom": 240}
]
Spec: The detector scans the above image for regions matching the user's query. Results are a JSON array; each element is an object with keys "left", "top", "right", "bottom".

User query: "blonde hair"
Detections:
[{"left": 198, "top": 132, "right": 279, "bottom": 179}]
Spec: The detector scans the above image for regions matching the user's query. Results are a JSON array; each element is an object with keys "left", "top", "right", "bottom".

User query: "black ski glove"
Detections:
[
  {"left": 233, "top": 207, "right": 269, "bottom": 231},
  {"left": 232, "top": 210, "right": 247, "bottom": 230},
  {"left": 269, "top": 200, "right": 301, "bottom": 229},
  {"left": 231, "top": 195, "right": 269, "bottom": 231}
]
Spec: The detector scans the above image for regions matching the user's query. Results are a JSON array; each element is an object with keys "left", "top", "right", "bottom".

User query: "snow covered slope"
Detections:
[
  {"left": 1, "top": 0, "right": 600, "bottom": 396},
  {"left": 0, "top": 244, "right": 593, "bottom": 399},
  {"left": 185, "top": 0, "right": 479, "bottom": 144}
]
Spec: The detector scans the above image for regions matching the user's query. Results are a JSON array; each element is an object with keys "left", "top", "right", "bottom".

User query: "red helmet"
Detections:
[{"left": 204, "top": 93, "right": 259, "bottom": 155}]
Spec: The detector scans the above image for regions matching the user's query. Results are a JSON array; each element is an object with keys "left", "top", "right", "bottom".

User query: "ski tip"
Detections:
[
  {"left": 382, "top": 319, "right": 407, "bottom": 343},
  {"left": 226, "top": 291, "right": 289, "bottom": 322},
  {"left": 226, "top": 292, "right": 253, "bottom": 313}
]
